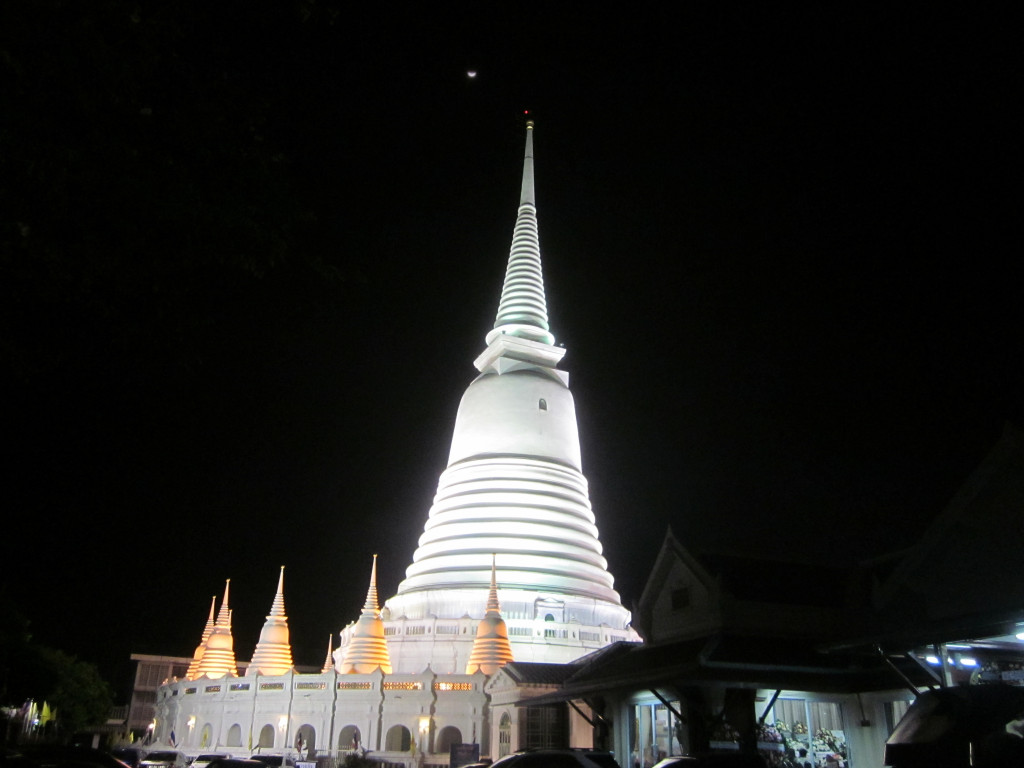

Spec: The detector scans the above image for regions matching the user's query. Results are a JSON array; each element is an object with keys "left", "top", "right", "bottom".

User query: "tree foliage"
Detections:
[
  {"left": 35, "top": 647, "right": 115, "bottom": 738},
  {"left": 1, "top": 594, "right": 113, "bottom": 738}
]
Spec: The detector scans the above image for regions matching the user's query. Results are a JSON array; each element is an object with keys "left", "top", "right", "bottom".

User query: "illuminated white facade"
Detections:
[{"left": 152, "top": 122, "right": 636, "bottom": 761}]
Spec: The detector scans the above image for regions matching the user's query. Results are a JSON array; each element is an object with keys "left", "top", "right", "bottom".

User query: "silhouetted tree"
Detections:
[{"left": 34, "top": 648, "right": 114, "bottom": 739}]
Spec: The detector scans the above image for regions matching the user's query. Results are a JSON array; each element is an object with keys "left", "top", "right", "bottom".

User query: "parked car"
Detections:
[
  {"left": 653, "top": 756, "right": 766, "bottom": 768},
  {"left": 489, "top": 750, "right": 621, "bottom": 768},
  {"left": 190, "top": 756, "right": 231, "bottom": 768},
  {"left": 139, "top": 752, "right": 188, "bottom": 768},
  {"left": 885, "top": 684, "right": 1024, "bottom": 767},
  {"left": 201, "top": 760, "right": 263, "bottom": 768},
  {"left": 3, "top": 745, "right": 134, "bottom": 768},
  {"left": 651, "top": 758, "right": 699, "bottom": 768},
  {"left": 245, "top": 757, "right": 295, "bottom": 768},
  {"left": 111, "top": 748, "right": 149, "bottom": 768}
]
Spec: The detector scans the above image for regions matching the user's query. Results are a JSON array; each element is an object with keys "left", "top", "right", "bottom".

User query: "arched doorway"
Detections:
[
  {"left": 294, "top": 725, "right": 316, "bottom": 756},
  {"left": 226, "top": 724, "right": 242, "bottom": 748},
  {"left": 385, "top": 724, "right": 411, "bottom": 752},
  {"left": 200, "top": 724, "right": 213, "bottom": 749},
  {"left": 436, "top": 726, "right": 462, "bottom": 754},
  {"left": 499, "top": 713, "right": 512, "bottom": 757},
  {"left": 338, "top": 725, "right": 361, "bottom": 752},
  {"left": 258, "top": 724, "right": 275, "bottom": 749}
]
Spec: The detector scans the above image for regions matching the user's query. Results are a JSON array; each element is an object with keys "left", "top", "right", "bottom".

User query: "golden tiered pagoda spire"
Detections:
[
  {"left": 465, "top": 555, "right": 514, "bottom": 675},
  {"left": 339, "top": 555, "right": 392, "bottom": 674},
  {"left": 322, "top": 635, "right": 335, "bottom": 673},
  {"left": 186, "top": 595, "right": 218, "bottom": 680},
  {"left": 246, "top": 566, "right": 295, "bottom": 676},
  {"left": 195, "top": 579, "right": 239, "bottom": 678}
]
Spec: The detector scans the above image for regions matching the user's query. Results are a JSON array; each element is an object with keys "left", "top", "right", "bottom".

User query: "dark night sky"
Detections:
[{"left": 2, "top": 5, "right": 1020, "bottom": 700}]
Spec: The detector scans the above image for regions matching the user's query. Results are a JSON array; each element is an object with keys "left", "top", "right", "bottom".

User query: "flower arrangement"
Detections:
[
  {"left": 757, "top": 724, "right": 784, "bottom": 743},
  {"left": 772, "top": 719, "right": 789, "bottom": 733},
  {"left": 710, "top": 721, "right": 741, "bottom": 742},
  {"left": 812, "top": 729, "right": 845, "bottom": 755},
  {"left": 792, "top": 722, "right": 807, "bottom": 735}
]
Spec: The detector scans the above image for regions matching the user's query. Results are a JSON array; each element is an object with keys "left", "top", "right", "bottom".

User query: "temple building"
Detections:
[
  {"left": 138, "top": 122, "right": 1024, "bottom": 768},
  {"left": 150, "top": 121, "right": 637, "bottom": 762}
]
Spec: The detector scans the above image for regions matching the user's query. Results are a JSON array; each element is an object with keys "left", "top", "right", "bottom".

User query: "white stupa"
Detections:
[
  {"left": 153, "top": 121, "right": 638, "bottom": 759},
  {"left": 349, "top": 120, "right": 636, "bottom": 673}
]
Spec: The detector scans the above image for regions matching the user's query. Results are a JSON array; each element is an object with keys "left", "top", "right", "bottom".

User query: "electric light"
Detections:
[
  {"left": 960, "top": 657, "right": 978, "bottom": 667},
  {"left": 279, "top": 716, "right": 288, "bottom": 730},
  {"left": 418, "top": 716, "right": 430, "bottom": 735}
]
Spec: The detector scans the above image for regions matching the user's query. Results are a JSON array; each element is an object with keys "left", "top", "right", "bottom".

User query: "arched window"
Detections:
[
  {"left": 226, "top": 724, "right": 242, "bottom": 748},
  {"left": 538, "top": 399, "right": 547, "bottom": 411},
  {"left": 200, "top": 724, "right": 213, "bottom": 748},
  {"left": 385, "top": 725, "right": 411, "bottom": 752},
  {"left": 258, "top": 724, "right": 275, "bottom": 748},
  {"left": 295, "top": 725, "right": 315, "bottom": 754},
  {"left": 339, "top": 725, "right": 361, "bottom": 751},
  {"left": 535, "top": 597, "right": 565, "bottom": 623},
  {"left": 499, "top": 713, "right": 512, "bottom": 757},
  {"left": 436, "top": 726, "right": 462, "bottom": 754}
]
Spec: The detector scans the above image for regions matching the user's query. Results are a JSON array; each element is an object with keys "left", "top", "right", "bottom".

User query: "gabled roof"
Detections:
[
  {"left": 634, "top": 528, "right": 717, "bottom": 640},
  {"left": 497, "top": 661, "right": 582, "bottom": 686},
  {"left": 635, "top": 528, "right": 862, "bottom": 646}
]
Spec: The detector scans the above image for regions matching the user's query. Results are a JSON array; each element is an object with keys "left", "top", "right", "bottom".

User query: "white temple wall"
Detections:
[
  {"left": 430, "top": 674, "right": 490, "bottom": 757},
  {"left": 332, "top": 698, "right": 381, "bottom": 752},
  {"left": 157, "top": 669, "right": 494, "bottom": 759},
  {"left": 289, "top": 675, "right": 336, "bottom": 754}
]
